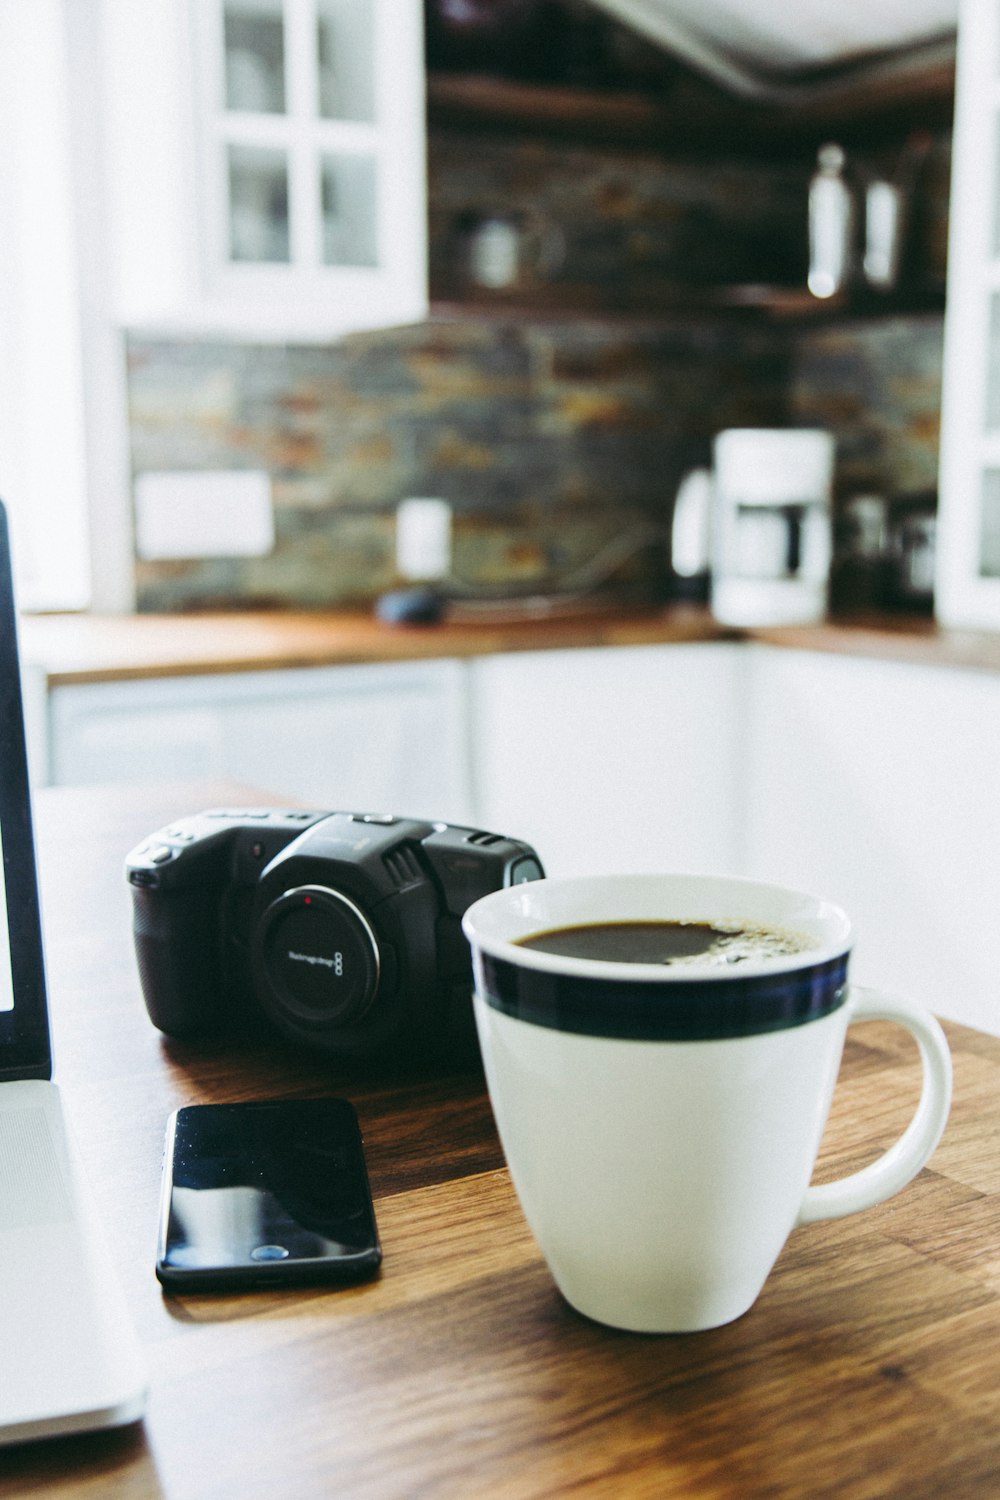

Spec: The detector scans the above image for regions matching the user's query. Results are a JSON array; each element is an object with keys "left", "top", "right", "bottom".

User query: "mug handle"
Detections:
[{"left": 796, "top": 985, "right": 952, "bottom": 1226}]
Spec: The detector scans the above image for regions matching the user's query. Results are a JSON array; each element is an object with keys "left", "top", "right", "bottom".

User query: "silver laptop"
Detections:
[{"left": 0, "top": 500, "right": 146, "bottom": 1445}]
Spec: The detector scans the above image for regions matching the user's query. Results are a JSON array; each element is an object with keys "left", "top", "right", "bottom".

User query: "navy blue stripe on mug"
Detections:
[{"left": 476, "top": 951, "right": 850, "bottom": 1040}]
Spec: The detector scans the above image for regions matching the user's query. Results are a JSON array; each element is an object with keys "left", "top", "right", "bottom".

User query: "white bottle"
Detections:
[{"left": 808, "top": 144, "right": 854, "bottom": 299}]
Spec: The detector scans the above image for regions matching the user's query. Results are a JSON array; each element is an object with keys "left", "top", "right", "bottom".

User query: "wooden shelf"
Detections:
[
  {"left": 426, "top": 62, "right": 956, "bottom": 156},
  {"left": 428, "top": 284, "right": 947, "bottom": 328},
  {"left": 707, "top": 283, "right": 948, "bottom": 322},
  {"left": 425, "top": 53, "right": 953, "bottom": 325}
]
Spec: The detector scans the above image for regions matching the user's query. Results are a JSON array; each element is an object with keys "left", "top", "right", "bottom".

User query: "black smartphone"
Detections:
[{"left": 156, "top": 1098, "right": 382, "bottom": 1292}]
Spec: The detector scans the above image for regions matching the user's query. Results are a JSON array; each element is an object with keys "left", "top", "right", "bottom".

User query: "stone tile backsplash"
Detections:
[
  {"left": 128, "top": 316, "right": 793, "bottom": 610},
  {"left": 788, "top": 314, "right": 943, "bottom": 500}
]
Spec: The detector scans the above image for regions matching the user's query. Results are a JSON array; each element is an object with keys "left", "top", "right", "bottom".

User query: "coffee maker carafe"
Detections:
[{"left": 710, "top": 429, "right": 834, "bottom": 626}]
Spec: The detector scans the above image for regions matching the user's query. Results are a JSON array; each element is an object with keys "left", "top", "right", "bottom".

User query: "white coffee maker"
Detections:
[{"left": 710, "top": 428, "right": 835, "bottom": 627}]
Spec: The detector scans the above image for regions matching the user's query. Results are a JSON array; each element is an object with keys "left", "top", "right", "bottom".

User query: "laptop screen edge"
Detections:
[{"left": 0, "top": 499, "right": 53, "bottom": 1080}]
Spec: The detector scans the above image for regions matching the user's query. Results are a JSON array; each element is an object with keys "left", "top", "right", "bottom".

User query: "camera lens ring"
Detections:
[{"left": 256, "top": 884, "right": 381, "bottom": 1030}]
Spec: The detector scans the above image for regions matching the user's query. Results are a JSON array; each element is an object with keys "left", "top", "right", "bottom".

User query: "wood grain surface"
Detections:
[
  {"left": 22, "top": 605, "right": 999, "bottom": 691},
  {"left": 4, "top": 781, "right": 999, "bottom": 1499},
  {"left": 18, "top": 606, "right": 736, "bottom": 686}
]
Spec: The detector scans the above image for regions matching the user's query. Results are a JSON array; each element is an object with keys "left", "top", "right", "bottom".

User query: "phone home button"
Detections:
[{"left": 250, "top": 1244, "right": 290, "bottom": 1262}]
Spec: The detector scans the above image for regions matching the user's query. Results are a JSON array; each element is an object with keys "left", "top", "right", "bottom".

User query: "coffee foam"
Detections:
[{"left": 662, "top": 919, "right": 814, "bottom": 969}]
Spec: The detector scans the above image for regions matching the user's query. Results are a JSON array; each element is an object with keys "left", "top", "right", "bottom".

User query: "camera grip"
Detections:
[{"left": 132, "top": 884, "right": 224, "bottom": 1035}]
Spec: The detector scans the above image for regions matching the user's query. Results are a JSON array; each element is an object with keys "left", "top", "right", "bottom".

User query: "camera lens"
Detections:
[{"left": 257, "top": 885, "right": 380, "bottom": 1028}]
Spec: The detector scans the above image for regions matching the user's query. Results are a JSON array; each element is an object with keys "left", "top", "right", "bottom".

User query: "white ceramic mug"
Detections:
[{"left": 462, "top": 873, "right": 952, "bottom": 1334}]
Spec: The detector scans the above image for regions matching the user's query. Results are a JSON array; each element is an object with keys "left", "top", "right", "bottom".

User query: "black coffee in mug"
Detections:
[{"left": 517, "top": 919, "right": 812, "bottom": 968}]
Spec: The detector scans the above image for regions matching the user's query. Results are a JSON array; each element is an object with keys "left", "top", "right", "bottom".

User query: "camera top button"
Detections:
[
  {"left": 204, "top": 808, "right": 270, "bottom": 819},
  {"left": 148, "top": 845, "right": 175, "bottom": 865},
  {"left": 361, "top": 813, "right": 396, "bottom": 825}
]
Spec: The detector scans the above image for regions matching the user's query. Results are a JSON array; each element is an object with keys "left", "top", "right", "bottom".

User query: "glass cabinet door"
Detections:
[
  {"left": 211, "top": 0, "right": 381, "bottom": 277},
  {"left": 320, "top": 153, "right": 377, "bottom": 266},
  {"left": 227, "top": 144, "right": 291, "bottom": 262},
  {"left": 224, "top": 0, "right": 287, "bottom": 113},
  {"left": 316, "top": 0, "right": 374, "bottom": 122}
]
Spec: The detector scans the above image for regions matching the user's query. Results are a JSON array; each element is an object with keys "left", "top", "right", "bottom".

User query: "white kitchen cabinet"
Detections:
[
  {"left": 741, "top": 645, "right": 1000, "bottom": 1035},
  {"left": 468, "top": 643, "right": 745, "bottom": 877},
  {"left": 47, "top": 659, "right": 472, "bottom": 826},
  {"left": 98, "top": 0, "right": 427, "bottom": 340},
  {"left": 936, "top": 0, "right": 1000, "bottom": 626}
]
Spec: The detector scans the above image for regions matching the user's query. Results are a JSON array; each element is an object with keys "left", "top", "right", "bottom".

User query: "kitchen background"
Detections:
[{"left": 125, "top": 0, "right": 952, "bottom": 612}]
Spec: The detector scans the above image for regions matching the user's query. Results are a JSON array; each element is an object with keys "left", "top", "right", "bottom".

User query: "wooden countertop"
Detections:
[
  {"left": 7, "top": 778, "right": 1000, "bottom": 1498},
  {"left": 18, "top": 604, "right": 737, "bottom": 686},
  {"left": 18, "top": 604, "right": 1000, "bottom": 688}
]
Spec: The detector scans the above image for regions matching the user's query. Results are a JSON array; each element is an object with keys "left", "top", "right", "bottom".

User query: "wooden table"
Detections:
[{"left": 7, "top": 782, "right": 1000, "bottom": 1499}]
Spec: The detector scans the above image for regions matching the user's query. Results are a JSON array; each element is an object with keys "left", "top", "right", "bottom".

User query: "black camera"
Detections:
[{"left": 126, "top": 808, "right": 543, "bottom": 1064}]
